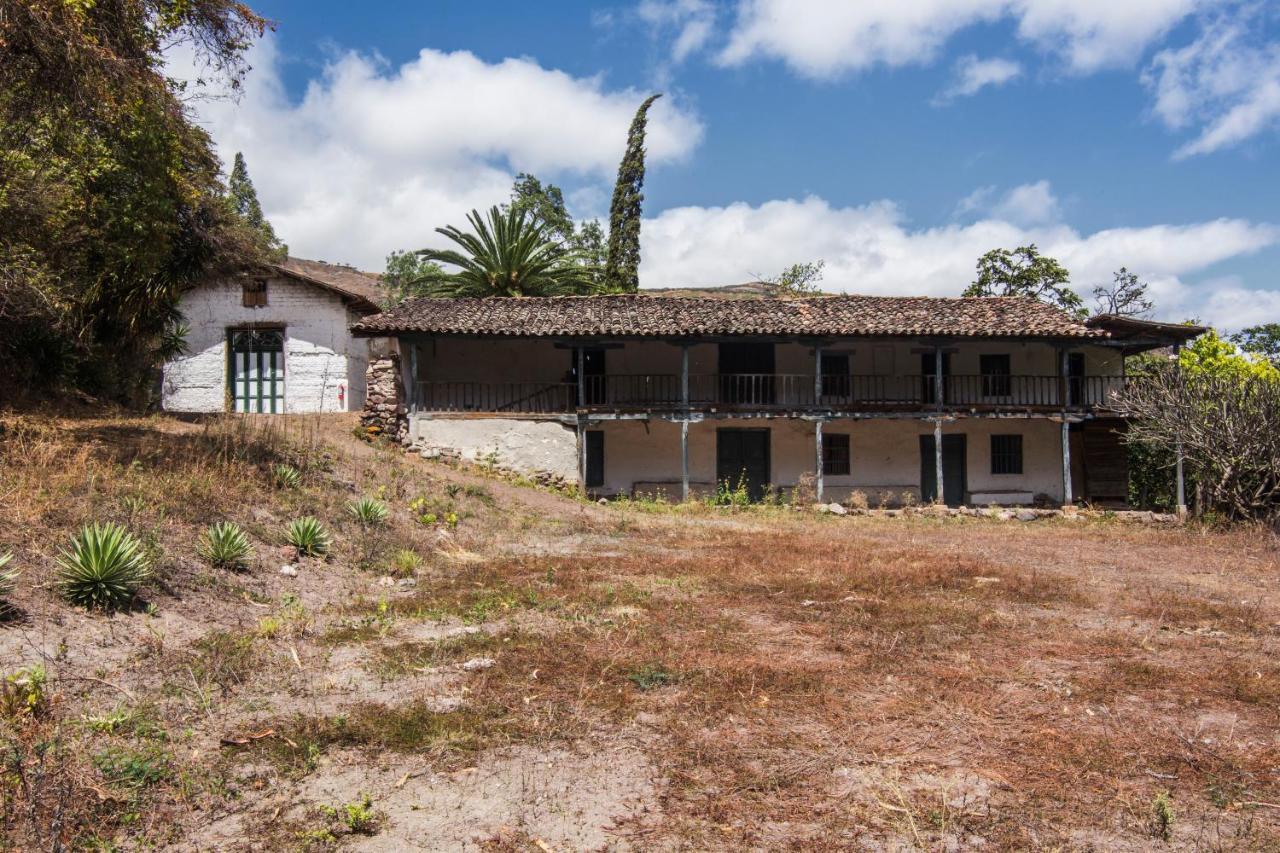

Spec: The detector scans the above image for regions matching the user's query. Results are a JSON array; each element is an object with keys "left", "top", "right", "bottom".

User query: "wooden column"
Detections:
[
  {"left": 1172, "top": 342, "right": 1187, "bottom": 517},
  {"left": 1061, "top": 419, "right": 1073, "bottom": 507},
  {"left": 681, "top": 420, "right": 690, "bottom": 503},
  {"left": 407, "top": 339, "right": 419, "bottom": 416},
  {"left": 576, "top": 346, "right": 586, "bottom": 410},
  {"left": 815, "top": 420, "right": 824, "bottom": 504},
  {"left": 933, "top": 418, "right": 944, "bottom": 505},
  {"left": 576, "top": 421, "right": 586, "bottom": 494},
  {"left": 681, "top": 344, "right": 690, "bottom": 503}
]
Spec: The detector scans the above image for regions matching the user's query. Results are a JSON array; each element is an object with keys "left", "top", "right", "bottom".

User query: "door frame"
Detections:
[
  {"left": 227, "top": 326, "right": 287, "bottom": 414},
  {"left": 715, "top": 427, "right": 772, "bottom": 501},
  {"left": 919, "top": 433, "right": 967, "bottom": 506}
]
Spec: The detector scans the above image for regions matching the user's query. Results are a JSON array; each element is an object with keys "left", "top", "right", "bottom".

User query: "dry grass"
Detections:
[{"left": 2, "top": 412, "right": 1278, "bottom": 850}]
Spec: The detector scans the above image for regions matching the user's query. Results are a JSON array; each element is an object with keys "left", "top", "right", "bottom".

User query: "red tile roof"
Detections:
[
  {"left": 352, "top": 294, "right": 1111, "bottom": 339},
  {"left": 274, "top": 257, "right": 384, "bottom": 314}
]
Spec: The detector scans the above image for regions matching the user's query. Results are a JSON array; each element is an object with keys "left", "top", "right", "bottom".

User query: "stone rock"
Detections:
[
  {"left": 377, "top": 576, "right": 396, "bottom": 587},
  {"left": 279, "top": 565, "right": 298, "bottom": 577},
  {"left": 826, "top": 502, "right": 848, "bottom": 515},
  {"left": 1015, "top": 510, "right": 1038, "bottom": 522},
  {"left": 461, "top": 657, "right": 495, "bottom": 672}
]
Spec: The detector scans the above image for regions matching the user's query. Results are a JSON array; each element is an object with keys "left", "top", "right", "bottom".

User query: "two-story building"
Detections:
[{"left": 352, "top": 294, "right": 1201, "bottom": 507}]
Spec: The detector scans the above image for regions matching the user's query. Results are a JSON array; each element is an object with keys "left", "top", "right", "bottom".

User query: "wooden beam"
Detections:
[
  {"left": 1061, "top": 420, "right": 1073, "bottom": 507},
  {"left": 934, "top": 418, "right": 944, "bottom": 505},
  {"left": 576, "top": 421, "right": 586, "bottom": 494},
  {"left": 576, "top": 346, "right": 585, "bottom": 411},
  {"left": 815, "top": 420, "right": 824, "bottom": 504},
  {"left": 681, "top": 420, "right": 689, "bottom": 503},
  {"left": 1173, "top": 341, "right": 1187, "bottom": 517}
]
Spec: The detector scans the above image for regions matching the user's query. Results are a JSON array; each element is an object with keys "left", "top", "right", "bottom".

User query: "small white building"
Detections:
[{"left": 162, "top": 257, "right": 384, "bottom": 413}]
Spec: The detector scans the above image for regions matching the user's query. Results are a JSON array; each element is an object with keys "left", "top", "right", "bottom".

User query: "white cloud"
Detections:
[
  {"left": 955, "top": 181, "right": 1060, "bottom": 226},
  {"left": 1145, "top": 11, "right": 1280, "bottom": 158},
  {"left": 936, "top": 54, "right": 1022, "bottom": 101},
  {"left": 717, "top": 0, "right": 1203, "bottom": 78},
  {"left": 169, "top": 37, "right": 703, "bottom": 269},
  {"left": 639, "top": 195, "right": 1279, "bottom": 327},
  {"left": 638, "top": 0, "right": 717, "bottom": 64}
]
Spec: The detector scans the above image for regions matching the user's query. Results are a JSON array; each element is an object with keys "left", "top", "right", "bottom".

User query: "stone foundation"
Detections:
[{"left": 360, "top": 354, "right": 407, "bottom": 442}]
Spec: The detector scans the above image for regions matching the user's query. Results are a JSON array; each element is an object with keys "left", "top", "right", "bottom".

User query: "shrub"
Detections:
[
  {"left": 197, "top": 522, "right": 253, "bottom": 570},
  {"left": 287, "top": 517, "right": 332, "bottom": 558},
  {"left": 0, "top": 552, "right": 17, "bottom": 600},
  {"left": 57, "top": 522, "right": 151, "bottom": 610},
  {"left": 346, "top": 497, "right": 389, "bottom": 527},
  {"left": 93, "top": 744, "right": 171, "bottom": 789},
  {"left": 846, "top": 490, "right": 869, "bottom": 511},
  {"left": 390, "top": 549, "right": 422, "bottom": 578},
  {"left": 273, "top": 464, "right": 302, "bottom": 489},
  {"left": 1, "top": 664, "right": 48, "bottom": 718}
]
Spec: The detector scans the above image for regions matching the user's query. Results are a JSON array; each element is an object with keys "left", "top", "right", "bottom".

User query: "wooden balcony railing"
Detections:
[{"left": 414, "top": 374, "right": 1131, "bottom": 414}]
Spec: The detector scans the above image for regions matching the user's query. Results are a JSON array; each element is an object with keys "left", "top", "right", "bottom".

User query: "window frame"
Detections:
[
  {"left": 990, "top": 434, "right": 1023, "bottom": 475},
  {"left": 242, "top": 278, "right": 269, "bottom": 308},
  {"left": 820, "top": 351, "right": 851, "bottom": 399},
  {"left": 822, "top": 432, "right": 851, "bottom": 476}
]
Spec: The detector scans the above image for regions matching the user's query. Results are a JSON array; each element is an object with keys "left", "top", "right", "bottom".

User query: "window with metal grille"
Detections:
[
  {"left": 990, "top": 434, "right": 1023, "bottom": 475},
  {"left": 823, "top": 433, "right": 850, "bottom": 476},
  {"left": 980, "top": 354, "right": 1011, "bottom": 397},
  {"left": 242, "top": 278, "right": 268, "bottom": 307}
]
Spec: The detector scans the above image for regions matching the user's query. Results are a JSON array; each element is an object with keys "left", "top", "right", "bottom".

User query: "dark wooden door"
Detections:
[
  {"left": 571, "top": 348, "right": 606, "bottom": 405},
  {"left": 585, "top": 431, "right": 604, "bottom": 489},
  {"left": 716, "top": 428, "right": 771, "bottom": 501},
  {"left": 919, "top": 434, "right": 967, "bottom": 506},
  {"left": 719, "top": 343, "right": 775, "bottom": 405},
  {"left": 919, "top": 353, "right": 952, "bottom": 405},
  {"left": 1067, "top": 352, "right": 1085, "bottom": 407}
]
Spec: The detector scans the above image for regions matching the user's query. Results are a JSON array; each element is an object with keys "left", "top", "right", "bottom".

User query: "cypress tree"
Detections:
[
  {"left": 228, "top": 152, "right": 287, "bottom": 258},
  {"left": 604, "top": 94, "right": 661, "bottom": 293}
]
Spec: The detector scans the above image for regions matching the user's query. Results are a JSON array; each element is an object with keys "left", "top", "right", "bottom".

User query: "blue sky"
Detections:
[{"left": 178, "top": 0, "right": 1280, "bottom": 327}]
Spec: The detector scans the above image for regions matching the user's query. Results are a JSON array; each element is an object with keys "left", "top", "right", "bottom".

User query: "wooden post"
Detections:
[
  {"left": 934, "top": 345, "right": 943, "bottom": 409},
  {"left": 1173, "top": 342, "right": 1187, "bottom": 517},
  {"left": 1058, "top": 347, "right": 1068, "bottom": 408},
  {"left": 576, "top": 421, "right": 586, "bottom": 494},
  {"left": 1061, "top": 419, "right": 1073, "bottom": 507},
  {"left": 576, "top": 346, "right": 586, "bottom": 410},
  {"left": 815, "top": 346, "right": 823, "bottom": 407},
  {"left": 815, "top": 420, "right": 824, "bottom": 504},
  {"left": 681, "top": 343, "right": 690, "bottom": 503},
  {"left": 933, "top": 418, "right": 944, "bottom": 505},
  {"left": 681, "top": 420, "right": 689, "bottom": 503},
  {"left": 407, "top": 339, "right": 418, "bottom": 416}
]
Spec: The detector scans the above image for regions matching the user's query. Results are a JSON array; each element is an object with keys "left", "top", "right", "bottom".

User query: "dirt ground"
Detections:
[{"left": 1, "top": 412, "right": 1278, "bottom": 851}]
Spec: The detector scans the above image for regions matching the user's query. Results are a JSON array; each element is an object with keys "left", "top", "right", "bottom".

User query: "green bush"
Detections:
[
  {"left": 346, "top": 497, "right": 389, "bottom": 527},
  {"left": 286, "top": 517, "right": 332, "bottom": 558},
  {"left": 1, "top": 664, "right": 48, "bottom": 718},
  {"left": 57, "top": 522, "right": 151, "bottom": 610},
  {"left": 273, "top": 464, "right": 302, "bottom": 489},
  {"left": 197, "top": 522, "right": 253, "bottom": 570}
]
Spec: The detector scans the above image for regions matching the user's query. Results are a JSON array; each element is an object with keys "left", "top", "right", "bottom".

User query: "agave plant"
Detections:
[
  {"left": 197, "top": 522, "right": 253, "bottom": 570},
  {"left": 286, "top": 516, "right": 332, "bottom": 558},
  {"left": 0, "top": 553, "right": 17, "bottom": 600},
  {"left": 346, "top": 497, "right": 389, "bottom": 527},
  {"left": 57, "top": 523, "right": 151, "bottom": 611},
  {"left": 272, "top": 464, "right": 302, "bottom": 489}
]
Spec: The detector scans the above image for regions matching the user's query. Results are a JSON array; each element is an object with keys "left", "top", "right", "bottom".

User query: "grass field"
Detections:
[{"left": 1, "top": 412, "right": 1278, "bottom": 850}]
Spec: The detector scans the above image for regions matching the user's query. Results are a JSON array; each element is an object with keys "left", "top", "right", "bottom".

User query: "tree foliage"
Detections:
[
  {"left": 963, "top": 245, "right": 1085, "bottom": 319},
  {"left": 503, "top": 172, "right": 606, "bottom": 289},
  {"left": 228, "top": 152, "right": 286, "bottom": 259},
  {"left": 761, "top": 260, "right": 825, "bottom": 297},
  {"left": 381, "top": 250, "right": 444, "bottom": 307},
  {"left": 1231, "top": 323, "right": 1280, "bottom": 367},
  {"left": 604, "top": 94, "right": 661, "bottom": 294},
  {"left": 0, "top": 0, "right": 270, "bottom": 400},
  {"left": 414, "top": 206, "right": 597, "bottom": 297},
  {"left": 1091, "top": 267, "right": 1152, "bottom": 318}
]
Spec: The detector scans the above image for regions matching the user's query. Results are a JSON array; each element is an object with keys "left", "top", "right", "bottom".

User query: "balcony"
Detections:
[{"left": 414, "top": 373, "right": 1130, "bottom": 416}]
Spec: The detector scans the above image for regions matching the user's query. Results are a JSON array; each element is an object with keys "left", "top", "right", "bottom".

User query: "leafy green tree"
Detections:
[
  {"left": 604, "top": 94, "right": 662, "bottom": 293},
  {"left": 415, "top": 206, "right": 597, "bottom": 297},
  {"left": 1230, "top": 323, "right": 1280, "bottom": 367},
  {"left": 1179, "top": 329, "right": 1280, "bottom": 382},
  {"left": 502, "top": 172, "right": 606, "bottom": 289},
  {"left": 963, "top": 245, "right": 1085, "bottom": 319},
  {"left": 1091, "top": 267, "right": 1152, "bottom": 317},
  {"left": 0, "top": 0, "right": 269, "bottom": 401},
  {"left": 761, "top": 260, "right": 826, "bottom": 297},
  {"left": 228, "top": 152, "right": 286, "bottom": 259},
  {"left": 381, "top": 250, "right": 445, "bottom": 307}
]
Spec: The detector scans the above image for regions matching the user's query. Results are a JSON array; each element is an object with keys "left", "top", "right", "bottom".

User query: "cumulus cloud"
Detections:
[
  {"left": 955, "top": 181, "right": 1060, "bottom": 226},
  {"left": 1145, "top": 10, "right": 1280, "bottom": 158},
  {"left": 170, "top": 36, "right": 703, "bottom": 269},
  {"left": 936, "top": 55, "right": 1023, "bottom": 101},
  {"left": 717, "top": 0, "right": 1201, "bottom": 77},
  {"left": 639, "top": 195, "right": 1279, "bottom": 328},
  {"left": 638, "top": 0, "right": 717, "bottom": 64}
]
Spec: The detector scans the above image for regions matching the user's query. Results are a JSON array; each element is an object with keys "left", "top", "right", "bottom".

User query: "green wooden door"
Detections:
[{"left": 229, "top": 329, "right": 285, "bottom": 413}]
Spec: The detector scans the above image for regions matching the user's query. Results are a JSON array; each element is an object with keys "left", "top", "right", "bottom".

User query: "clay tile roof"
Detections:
[
  {"left": 351, "top": 294, "right": 1112, "bottom": 339},
  {"left": 273, "top": 257, "right": 385, "bottom": 314}
]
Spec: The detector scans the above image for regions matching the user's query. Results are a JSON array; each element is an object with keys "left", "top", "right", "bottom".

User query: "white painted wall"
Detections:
[
  {"left": 162, "top": 275, "right": 369, "bottom": 413},
  {"left": 413, "top": 417, "right": 579, "bottom": 481}
]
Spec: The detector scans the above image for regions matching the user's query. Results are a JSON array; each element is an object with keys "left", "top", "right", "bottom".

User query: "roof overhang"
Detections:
[{"left": 1085, "top": 314, "right": 1207, "bottom": 353}]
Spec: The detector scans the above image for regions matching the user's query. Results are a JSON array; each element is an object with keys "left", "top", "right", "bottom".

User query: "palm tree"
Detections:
[{"left": 413, "top": 206, "right": 598, "bottom": 297}]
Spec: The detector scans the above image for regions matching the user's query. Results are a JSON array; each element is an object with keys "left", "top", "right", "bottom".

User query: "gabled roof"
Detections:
[
  {"left": 272, "top": 257, "right": 385, "bottom": 314},
  {"left": 1085, "top": 314, "right": 1207, "bottom": 344},
  {"left": 352, "top": 294, "right": 1112, "bottom": 339}
]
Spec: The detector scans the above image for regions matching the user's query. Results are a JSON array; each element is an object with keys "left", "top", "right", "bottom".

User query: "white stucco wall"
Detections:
[
  {"left": 413, "top": 417, "right": 579, "bottom": 481},
  {"left": 162, "top": 275, "right": 369, "bottom": 413}
]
